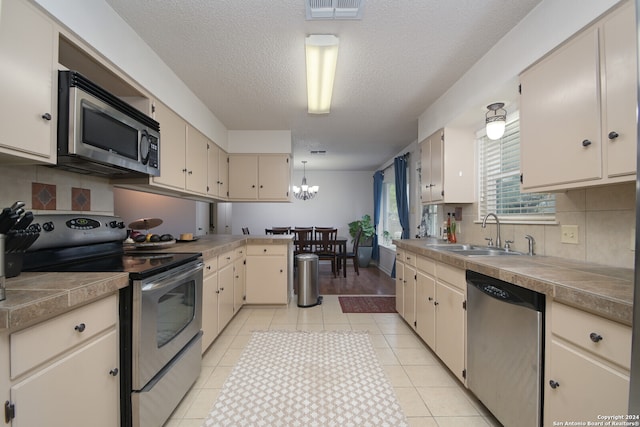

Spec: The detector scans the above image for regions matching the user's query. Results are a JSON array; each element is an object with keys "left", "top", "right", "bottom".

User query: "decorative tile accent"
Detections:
[
  {"left": 72, "top": 187, "right": 91, "bottom": 211},
  {"left": 31, "top": 183, "right": 56, "bottom": 210}
]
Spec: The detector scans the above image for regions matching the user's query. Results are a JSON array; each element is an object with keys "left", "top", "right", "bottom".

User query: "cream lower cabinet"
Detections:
[
  {"left": 245, "top": 243, "right": 289, "bottom": 304},
  {"left": 201, "top": 255, "right": 219, "bottom": 353},
  {"left": 233, "top": 246, "right": 246, "bottom": 312},
  {"left": 7, "top": 295, "right": 119, "bottom": 427},
  {"left": 0, "top": 0, "right": 56, "bottom": 164},
  {"left": 433, "top": 269, "right": 466, "bottom": 383},
  {"left": 415, "top": 255, "right": 436, "bottom": 349},
  {"left": 545, "top": 302, "right": 631, "bottom": 424},
  {"left": 217, "top": 250, "right": 236, "bottom": 333},
  {"left": 395, "top": 249, "right": 417, "bottom": 328},
  {"left": 404, "top": 251, "right": 466, "bottom": 384}
]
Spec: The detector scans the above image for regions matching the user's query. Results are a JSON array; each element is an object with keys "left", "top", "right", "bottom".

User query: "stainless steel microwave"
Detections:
[{"left": 56, "top": 70, "right": 160, "bottom": 177}]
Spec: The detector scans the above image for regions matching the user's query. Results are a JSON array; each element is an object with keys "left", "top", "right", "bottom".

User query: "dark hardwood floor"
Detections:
[{"left": 315, "top": 262, "right": 395, "bottom": 295}]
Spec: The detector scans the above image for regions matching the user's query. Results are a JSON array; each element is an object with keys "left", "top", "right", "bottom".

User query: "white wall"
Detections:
[
  {"left": 34, "top": 0, "right": 228, "bottom": 148},
  {"left": 230, "top": 170, "right": 374, "bottom": 249},
  {"left": 418, "top": 0, "right": 620, "bottom": 137},
  {"left": 228, "top": 131, "right": 292, "bottom": 153},
  {"left": 113, "top": 188, "right": 208, "bottom": 237}
]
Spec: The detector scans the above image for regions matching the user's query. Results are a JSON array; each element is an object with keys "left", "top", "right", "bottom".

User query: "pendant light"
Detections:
[
  {"left": 293, "top": 161, "right": 319, "bottom": 200},
  {"left": 485, "top": 103, "right": 507, "bottom": 140}
]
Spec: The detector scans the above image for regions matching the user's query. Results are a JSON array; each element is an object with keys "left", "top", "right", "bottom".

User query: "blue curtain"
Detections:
[
  {"left": 394, "top": 154, "right": 410, "bottom": 239},
  {"left": 372, "top": 170, "right": 384, "bottom": 261}
]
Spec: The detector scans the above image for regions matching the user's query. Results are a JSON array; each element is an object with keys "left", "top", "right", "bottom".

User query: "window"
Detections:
[
  {"left": 379, "top": 165, "right": 403, "bottom": 246},
  {"left": 478, "top": 113, "right": 555, "bottom": 222}
]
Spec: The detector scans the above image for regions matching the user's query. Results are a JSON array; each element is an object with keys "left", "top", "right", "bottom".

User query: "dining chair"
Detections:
[
  {"left": 242, "top": 227, "right": 250, "bottom": 235},
  {"left": 345, "top": 227, "right": 362, "bottom": 276},
  {"left": 293, "top": 227, "right": 314, "bottom": 256},
  {"left": 314, "top": 228, "right": 338, "bottom": 277},
  {"left": 272, "top": 227, "right": 291, "bottom": 234}
]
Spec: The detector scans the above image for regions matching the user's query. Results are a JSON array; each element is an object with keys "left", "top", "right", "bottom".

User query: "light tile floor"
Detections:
[{"left": 164, "top": 295, "right": 502, "bottom": 427}]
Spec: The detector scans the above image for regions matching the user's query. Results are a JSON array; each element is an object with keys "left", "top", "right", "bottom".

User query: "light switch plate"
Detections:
[{"left": 561, "top": 225, "right": 579, "bottom": 244}]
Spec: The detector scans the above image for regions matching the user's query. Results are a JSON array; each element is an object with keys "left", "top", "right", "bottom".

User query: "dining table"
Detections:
[{"left": 293, "top": 237, "right": 349, "bottom": 277}]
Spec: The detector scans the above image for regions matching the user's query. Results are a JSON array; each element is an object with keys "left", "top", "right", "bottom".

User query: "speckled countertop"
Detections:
[
  {"left": 394, "top": 239, "right": 634, "bottom": 326},
  {"left": 0, "top": 235, "right": 291, "bottom": 333}
]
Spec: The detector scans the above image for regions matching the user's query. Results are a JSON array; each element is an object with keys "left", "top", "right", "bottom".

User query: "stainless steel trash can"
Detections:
[{"left": 296, "top": 253, "right": 321, "bottom": 307}]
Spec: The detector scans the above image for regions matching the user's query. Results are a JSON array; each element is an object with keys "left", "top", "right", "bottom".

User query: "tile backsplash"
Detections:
[
  {"left": 445, "top": 182, "right": 636, "bottom": 269},
  {"left": 0, "top": 164, "right": 113, "bottom": 214}
]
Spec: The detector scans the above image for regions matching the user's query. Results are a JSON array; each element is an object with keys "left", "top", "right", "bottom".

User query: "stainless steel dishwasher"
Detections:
[{"left": 466, "top": 270, "right": 545, "bottom": 427}]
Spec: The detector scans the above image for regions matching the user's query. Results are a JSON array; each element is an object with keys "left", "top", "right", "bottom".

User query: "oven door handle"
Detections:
[{"left": 141, "top": 261, "right": 203, "bottom": 294}]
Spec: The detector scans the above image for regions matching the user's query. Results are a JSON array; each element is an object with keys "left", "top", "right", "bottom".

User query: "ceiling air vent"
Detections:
[
  {"left": 306, "top": 0, "right": 364, "bottom": 20},
  {"left": 310, "top": 150, "right": 327, "bottom": 155}
]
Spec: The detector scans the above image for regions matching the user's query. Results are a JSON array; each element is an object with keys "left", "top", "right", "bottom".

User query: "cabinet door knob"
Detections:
[
  {"left": 41, "top": 113, "right": 52, "bottom": 121},
  {"left": 109, "top": 368, "right": 119, "bottom": 377},
  {"left": 433, "top": 301, "right": 439, "bottom": 306},
  {"left": 220, "top": 287, "right": 224, "bottom": 291},
  {"left": 581, "top": 139, "right": 592, "bottom": 147},
  {"left": 608, "top": 131, "right": 619, "bottom": 140},
  {"left": 74, "top": 323, "right": 86, "bottom": 333},
  {"left": 428, "top": 297, "right": 433, "bottom": 301},
  {"left": 589, "top": 332, "right": 603, "bottom": 343},
  {"left": 549, "top": 380, "right": 560, "bottom": 389}
]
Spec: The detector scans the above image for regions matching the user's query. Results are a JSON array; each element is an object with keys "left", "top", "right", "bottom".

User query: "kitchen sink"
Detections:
[
  {"left": 426, "top": 243, "right": 523, "bottom": 256},
  {"left": 448, "top": 248, "right": 522, "bottom": 256}
]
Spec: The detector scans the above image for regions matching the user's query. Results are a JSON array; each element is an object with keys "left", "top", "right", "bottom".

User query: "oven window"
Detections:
[{"left": 156, "top": 281, "right": 195, "bottom": 348}]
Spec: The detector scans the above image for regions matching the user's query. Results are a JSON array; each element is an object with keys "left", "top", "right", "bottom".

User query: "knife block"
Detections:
[{"left": 5, "top": 253, "right": 23, "bottom": 278}]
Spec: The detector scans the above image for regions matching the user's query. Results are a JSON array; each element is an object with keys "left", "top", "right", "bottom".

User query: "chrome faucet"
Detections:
[
  {"left": 482, "top": 213, "right": 501, "bottom": 248},
  {"left": 524, "top": 234, "right": 535, "bottom": 256}
]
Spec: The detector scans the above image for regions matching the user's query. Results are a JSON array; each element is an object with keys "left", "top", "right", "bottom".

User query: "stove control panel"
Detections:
[{"left": 27, "top": 215, "right": 127, "bottom": 251}]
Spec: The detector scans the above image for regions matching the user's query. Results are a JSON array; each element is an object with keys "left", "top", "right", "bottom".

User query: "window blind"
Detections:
[{"left": 478, "top": 116, "right": 555, "bottom": 222}]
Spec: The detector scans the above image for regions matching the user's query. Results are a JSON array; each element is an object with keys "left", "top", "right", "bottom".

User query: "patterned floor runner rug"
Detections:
[
  {"left": 338, "top": 296, "right": 397, "bottom": 314},
  {"left": 202, "top": 330, "right": 408, "bottom": 426}
]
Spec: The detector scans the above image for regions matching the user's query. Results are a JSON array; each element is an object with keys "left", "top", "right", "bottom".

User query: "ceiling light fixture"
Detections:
[
  {"left": 485, "top": 102, "right": 507, "bottom": 140},
  {"left": 305, "top": 34, "right": 339, "bottom": 114},
  {"left": 293, "top": 161, "right": 319, "bottom": 200}
]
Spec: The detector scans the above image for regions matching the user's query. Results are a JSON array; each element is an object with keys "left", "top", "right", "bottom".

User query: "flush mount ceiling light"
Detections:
[
  {"left": 485, "top": 102, "right": 507, "bottom": 140},
  {"left": 293, "top": 161, "right": 319, "bottom": 200},
  {"left": 305, "top": 34, "right": 339, "bottom": 114}
]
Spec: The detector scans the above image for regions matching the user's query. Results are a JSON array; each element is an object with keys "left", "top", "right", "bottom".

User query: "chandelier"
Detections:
[{"left": 293, "top": 161, "right": 319, "bottom": 200}]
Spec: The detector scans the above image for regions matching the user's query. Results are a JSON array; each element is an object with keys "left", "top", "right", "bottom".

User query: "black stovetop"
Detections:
[{"left": 22, "top": 241, "right": 201, "bottom": 279}]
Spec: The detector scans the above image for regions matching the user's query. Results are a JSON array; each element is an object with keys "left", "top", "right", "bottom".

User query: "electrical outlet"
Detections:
[{"left": 561, "top": 225, "right": 579, "bottom": 244}]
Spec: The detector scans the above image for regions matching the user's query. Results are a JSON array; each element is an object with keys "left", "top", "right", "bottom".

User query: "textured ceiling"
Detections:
[{"left": 105, "top": 0, "right": 541, "bottom": 171}]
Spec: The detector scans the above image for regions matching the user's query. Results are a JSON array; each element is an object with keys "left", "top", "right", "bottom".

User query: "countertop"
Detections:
[
  {"left": 395, "top": 239, "right": 634, "bottom": 326},
  {"left": 0, "top": 234, "right": 291, "bottom": 333}
]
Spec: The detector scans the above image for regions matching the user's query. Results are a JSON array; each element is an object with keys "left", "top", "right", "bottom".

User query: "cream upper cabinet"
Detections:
[
  {"left": 207, "top": 144, "right": 229, "bottom": 199},
  {"left": 0, "top": 0, "right": 56, "bottom": 163},
  {"left": 420, "top": 128, "right": 475, "bottom": 204},
  {"left": 185, "top": 125, "right": 209, "bottom": 195},
  {"left": 145, "top": 102, "right": 212, "bottom": 197},
  {"left": 228, "top": 154, "right": 291, "bottom": 201},
  {"left": 151, "top": 101, "right": 187, "bottom": 189},
  {"left": 520, "top": 0, "right": 636, "bottom": 192}
]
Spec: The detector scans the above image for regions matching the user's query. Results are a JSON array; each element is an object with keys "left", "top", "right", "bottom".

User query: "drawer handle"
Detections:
[
  {"left": 74, "top": 323, "right": 86, "bottom": 333},
  {"left": 608, "top": 131, "right": 619, "bottom": 140},
  {"left": 589, "top": 332, "right": 603, "bottom": 343},
  {"left": 581, "top": 139, "right": 592, "bottom": 147},
  {"left": 109, "top": 368, "right": 119, "bottom": 377},
  {"left": 549, "top": 380, "right": 560, "bottom": 389}
]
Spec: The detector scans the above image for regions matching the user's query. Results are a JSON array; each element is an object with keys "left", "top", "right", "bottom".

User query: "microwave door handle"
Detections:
[{"left": 140, "top": 262, "right": 203, "bottom": 296}]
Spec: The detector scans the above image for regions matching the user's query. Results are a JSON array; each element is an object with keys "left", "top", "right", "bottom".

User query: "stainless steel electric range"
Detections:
[{"left": 22, "top": 214, "right": 203, "bottom": 427}]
